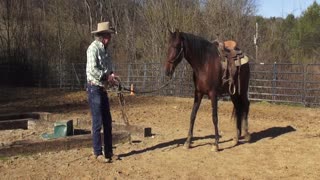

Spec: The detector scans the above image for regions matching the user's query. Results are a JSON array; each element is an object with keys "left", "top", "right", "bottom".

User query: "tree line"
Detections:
[{"left": 0, "top": 0, "right": 319, "bottom": 72}]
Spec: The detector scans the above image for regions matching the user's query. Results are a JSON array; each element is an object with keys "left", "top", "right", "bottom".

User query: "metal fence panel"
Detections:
[
  {"left": 1, "top": 62, "right": 319, "bottom": 107},
  {"left": 305, "top": 64, "right": 320, "bottom": 106},
  {"left": 249, "top": 63, "right": 305, "bottom": 104}
]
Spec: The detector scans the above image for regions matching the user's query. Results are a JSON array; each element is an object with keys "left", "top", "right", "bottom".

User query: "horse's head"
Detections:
[{"left": 164, "top": 29, "right": 184, "bottom": 78}]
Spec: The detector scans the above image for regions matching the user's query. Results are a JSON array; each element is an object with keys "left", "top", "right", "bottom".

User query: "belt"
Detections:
[
  {"left": 87, "top": 82, "right": 107, "bottom": 93},
  {"left": 88, "top": 81, "right": 101, "bottom": 86},
  {"left": 88, "top": 81, "right": 106, "bottom": 89}
]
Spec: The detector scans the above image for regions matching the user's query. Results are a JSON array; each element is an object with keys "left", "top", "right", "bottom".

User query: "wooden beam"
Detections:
[
  {"left": 0, "top": 112, "right": 51, "bottom": 121},
  {"left": 0, "top": 131, "right": 131, "bottom": 157},
  {"left": 113, "top": 123, "right": 152, "bottom": 137},
  {"left": 0, "top": 119, "right": 29, "bottom": 130}
]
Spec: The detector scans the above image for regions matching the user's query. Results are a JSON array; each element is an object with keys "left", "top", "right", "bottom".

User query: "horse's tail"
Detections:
[
  {"left": 231, "top": 106, "right": 236, "bottom": 121},
  {"left": 231, "top": 102, "right": 244, "bottom": 136}
]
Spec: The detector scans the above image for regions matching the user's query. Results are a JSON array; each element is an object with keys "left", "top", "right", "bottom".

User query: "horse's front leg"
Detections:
[
  {"left": 184, "top": 91, "right": 203, "bottom": 149},
  {"left": 209, "top": 92, "right": 219, "bottom": 152}
]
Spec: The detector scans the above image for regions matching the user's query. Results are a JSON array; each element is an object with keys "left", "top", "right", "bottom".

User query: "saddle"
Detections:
[{"left": 213, "top": 40, "right": 249, "bottom": 95}]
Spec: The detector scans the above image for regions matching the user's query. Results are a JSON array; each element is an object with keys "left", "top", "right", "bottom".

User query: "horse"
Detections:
[{"left": 164, "top": 29, "right": 250, "bottom": 151}]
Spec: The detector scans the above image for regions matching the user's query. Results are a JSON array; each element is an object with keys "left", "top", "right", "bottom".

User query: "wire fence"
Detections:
[
  {"left": 249, "top": 63, "right": 320, "bottom": 106},
  {"left": 1, "top": 62, "right": 319, "bottom": 107}
]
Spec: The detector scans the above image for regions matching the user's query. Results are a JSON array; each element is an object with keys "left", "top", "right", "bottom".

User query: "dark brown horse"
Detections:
[{"left": 164, "top": 30, "right": 250, "bottom": 151}]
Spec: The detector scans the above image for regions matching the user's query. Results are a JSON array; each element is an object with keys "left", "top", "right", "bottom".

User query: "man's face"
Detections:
[{"left": 102, "top": 33, "right": 112, "bottom": 46}]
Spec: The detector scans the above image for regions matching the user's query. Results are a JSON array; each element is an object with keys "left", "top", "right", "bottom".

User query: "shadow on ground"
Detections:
[
  {"left": 250, "top": 126, "right": 296, "bottom": 143},
  {"left": 118, "top": 135, "right": 232, "bottom": 158},
  {"left": 119, "top": 126, "right": 296, "bottom": 158}
]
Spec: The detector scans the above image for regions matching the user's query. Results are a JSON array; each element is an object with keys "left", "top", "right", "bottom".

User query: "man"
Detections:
[{"left": 86, "top": 21, "right": 118, "bottom": 163}]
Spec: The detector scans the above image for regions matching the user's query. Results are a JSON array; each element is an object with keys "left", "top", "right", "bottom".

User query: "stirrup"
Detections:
[{"left": 229, "top": 83, "right": 236, "bottom": 95}]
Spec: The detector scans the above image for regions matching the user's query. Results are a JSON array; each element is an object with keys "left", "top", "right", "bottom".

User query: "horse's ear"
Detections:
[
  {"left": 167, "top": 22, "right": 173, "bottom": 35},
  {"left": 175, "top": 29, "right": 181, "bottom": 40},
  {"left": 168, "top": 27, "right": 173, "bottom": 35}
]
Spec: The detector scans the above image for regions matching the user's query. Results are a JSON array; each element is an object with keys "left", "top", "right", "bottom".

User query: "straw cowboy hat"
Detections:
[{"left": 91, "top": 21, "right": 116, "bottom": 34}]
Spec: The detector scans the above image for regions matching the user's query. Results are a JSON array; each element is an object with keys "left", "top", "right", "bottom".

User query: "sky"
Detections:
[{"left": 258, "top": 0, "right": 320, "bottom": 18}]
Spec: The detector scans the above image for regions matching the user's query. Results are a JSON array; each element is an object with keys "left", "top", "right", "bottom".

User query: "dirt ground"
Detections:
[{"left": 0, "top": 88, "right": 320, "bottom": 179}]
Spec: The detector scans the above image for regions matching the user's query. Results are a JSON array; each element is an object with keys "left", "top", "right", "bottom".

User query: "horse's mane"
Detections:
[{"left": 181, "top": 32, "right": 216, "bottom": 63}]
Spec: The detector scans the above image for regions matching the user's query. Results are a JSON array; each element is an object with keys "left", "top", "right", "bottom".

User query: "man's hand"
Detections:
[{"left": 107, "top": 73, "right": 118, "bottom": 86}]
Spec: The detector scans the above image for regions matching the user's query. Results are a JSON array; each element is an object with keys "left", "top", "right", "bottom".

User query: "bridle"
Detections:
[{"left": 168, "top": 42, "right": 184, "bottom": 64}]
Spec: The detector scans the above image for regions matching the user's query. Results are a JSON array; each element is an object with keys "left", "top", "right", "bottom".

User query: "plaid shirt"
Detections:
[{"left": 86, "top": 40, "right": 113, "bottom": 87}]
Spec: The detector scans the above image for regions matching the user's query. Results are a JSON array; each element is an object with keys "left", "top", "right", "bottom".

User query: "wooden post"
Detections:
[
  {"left": 0, "top": 131, "right": 131, "bottom": 157},
  {"left": 130, "top": 84, "right": 135, "bottom": 96}
]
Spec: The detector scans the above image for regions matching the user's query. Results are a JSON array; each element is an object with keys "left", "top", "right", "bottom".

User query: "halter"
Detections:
[{"left": 168, "top": 42, "right": 184, "bottom": 64}]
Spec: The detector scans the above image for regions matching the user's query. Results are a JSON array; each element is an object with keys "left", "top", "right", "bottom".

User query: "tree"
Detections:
[
  {"left": 201, "top": 0, "right": 257, "bottom": 59},
  {"left": 291, "top": 2, "right": 320, "bottom": 63}
]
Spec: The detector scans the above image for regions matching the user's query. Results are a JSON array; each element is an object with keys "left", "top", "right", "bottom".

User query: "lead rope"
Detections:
[
  {"left": 112, "top": 75, "right": 174, "bottom": 125},
  {"left": 114, "top": 76, "right": 174, "bottom": 94},
  {"left": 111, "top": 76, "right": 130, "bottom": 125},
  {"left": 117, "top": 89, "right": 130, "bottom": 125}
]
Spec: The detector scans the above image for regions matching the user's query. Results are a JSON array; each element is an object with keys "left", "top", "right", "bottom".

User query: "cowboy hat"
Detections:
[{"left": 91, "top": 21, "right": 116, "bottom": 34}]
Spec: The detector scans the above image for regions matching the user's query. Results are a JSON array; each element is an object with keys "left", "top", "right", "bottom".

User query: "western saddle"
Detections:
[{"left": 213, "top": 40, "right": 249, "bottom": 95}]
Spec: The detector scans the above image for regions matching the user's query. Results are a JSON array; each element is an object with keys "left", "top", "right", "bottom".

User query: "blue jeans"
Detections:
[{"left": 87, "top": 84, "right": 113, "bottom": 157}]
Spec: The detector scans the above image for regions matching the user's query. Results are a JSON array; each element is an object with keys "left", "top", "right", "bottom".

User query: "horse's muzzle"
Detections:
[
  {"left": 165, "top": 69, "right": 171, "bottom": 77},
  {"left": 165, "top": 67, "right": 174, "bottom": 78},
  {"left": 165, "top": 61, "right": 176, "bottom": 78}
]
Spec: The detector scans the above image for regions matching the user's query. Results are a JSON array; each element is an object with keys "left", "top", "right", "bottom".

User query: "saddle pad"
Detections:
[
  {"left": 234, "top": 55, "right": 249, "bottom": 66},
  {"left": 222, "top": 55, "right": 249, "bottom": 68}
]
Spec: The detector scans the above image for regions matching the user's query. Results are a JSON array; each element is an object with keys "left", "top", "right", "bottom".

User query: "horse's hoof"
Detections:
[
  {"left": 183, "top": 143, "right": 191, "bottom": 149},
  {"left": 211, "top": 145, "right": 219, "bottom": 152},
  {"left": 244, "top": 133, "right": 251, "bottom": 142},
  {"left": 232, "top": 138, "right": 238, "bottom": 147}
]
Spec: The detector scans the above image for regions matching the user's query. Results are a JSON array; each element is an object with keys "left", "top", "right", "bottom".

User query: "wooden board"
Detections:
[
  {"left": 0, "top": 131, "right": 131, "bottom": 157},
  {"left": 113, "top": 123, "right": 152, "bottom": 137},
  {"left": 0, "top": 112, "right": 51, "bottom": 121},
  {"left": 0, "top": 118, "right": 29, "bottom": 130}
]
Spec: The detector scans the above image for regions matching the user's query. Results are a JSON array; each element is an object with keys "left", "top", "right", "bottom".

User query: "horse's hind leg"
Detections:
[
  {"left": 209, "top": 92, "right": 219, "bottom": 152},
  {"left": 241, "top": 63, "right": 251, "bottom": 142},
  {"left": 242, "top": 95, "right": 250, "bottom": 142},
  {"left": 231, "top": 95, "right": 241, "bottom": 146},
  {"left": 231, "top": 94, "right": 250, "bottom": 145},
  {"left": 184, "top": 91, "right": 203, "bottom": 149}
]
